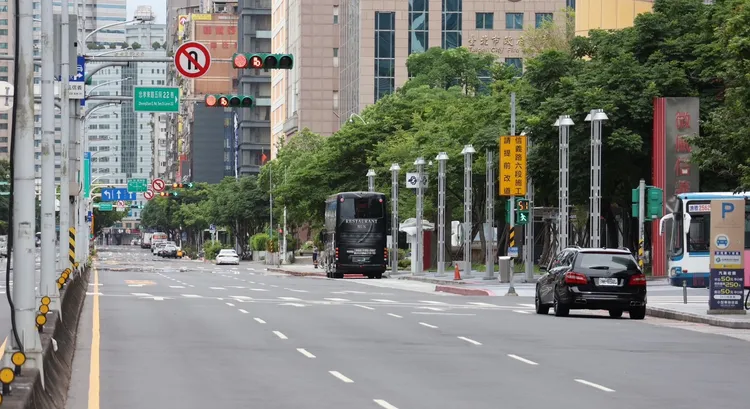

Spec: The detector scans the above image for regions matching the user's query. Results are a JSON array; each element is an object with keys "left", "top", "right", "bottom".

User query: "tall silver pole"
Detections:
[
  {"left": 638, "top": 178, "right": 646, "bottom": 271},
  {"left": 282, "top": 206, "right": 287, "bottom": 263},
  {"left": 436, "top": 153, "right": 448, "bottom": 276},
  {"left": 269, "top": 165, "right": 273, "bottom": 263},
  {"left": 586, "top": 109, "right": 607, "bottom": 248},
  {"left": 509, "top": 92, "right": 516, "bottom": 276},
  {"left": 555, "top": 115, "right": 574, "bottom": 251},
  {"left": 524, "top": 135, "right": 535, "bottom": 282},
  {"left": 389, "top": 163, "right": 400, "bottom": 277},
  {"left": 5, "top": 0, "right": 44, "bottom": 366},
  {"left": 40, "top": 0, "right": 57, "bottom": 305},
  {"left": 414, "top": 157, "right": 426, "bottom": 275},
  {"left": 485, "top": 149, "right": 494, "bottom": 280},
  {"left": 588, "top": 110, "right": 596, "bottom": 247},
  {"left": 461, "top": 145, "right": 476, "bottom": 277},
  {"left": 59, "top": 0, "right": 72, "bottom": 284},
  {"left": 367, "top": 169, "right": 376, "bottom": 192}
]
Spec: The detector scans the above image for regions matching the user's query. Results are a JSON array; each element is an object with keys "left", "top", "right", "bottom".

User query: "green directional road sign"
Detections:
[
  {"left": 127, "top": 178, "right": 148, "bottom": 192},
  {"left": 98, "top": 203, "right": 113, "bottom": 211},
  {"left": 133, "top": 86, "right": 180, "bottom": 113}
]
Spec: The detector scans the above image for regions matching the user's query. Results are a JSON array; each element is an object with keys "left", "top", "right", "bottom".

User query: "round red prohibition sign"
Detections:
[
  {"left": 152, "top": 178, "right": 166, "bottom": 192},
  {"left": 144, "top": 190, "right": 155, "bottom": 200},
  {"left": 175, "top": 41, "right": 212, "bottom": 79}
]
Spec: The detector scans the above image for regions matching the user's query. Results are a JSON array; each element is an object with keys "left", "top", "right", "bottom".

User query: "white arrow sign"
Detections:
[{"left": 102, "top": 190, "right": 112, "bottom": 200}]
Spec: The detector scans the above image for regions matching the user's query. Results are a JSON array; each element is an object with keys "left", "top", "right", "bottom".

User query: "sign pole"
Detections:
[
  {"left": 436, "top": 153, "right": 448, "bottom": 276},
  {"left": 507, "top": 92, "right": 517, "bottom": 295},
  {"left": 461, "top": 145, "right": 476, "bottom": 278},
  {"left": 414, "top": 157, "right": 426, "bottom": 275},
  {"left": 389, "top": 164, "right": 400, "bottom": 277},
  {"left": 638, "top": 178, "right": 646, "bottom": 271},
  {"left": 485, "top": 149, "right": 495, "bottom": 280}
]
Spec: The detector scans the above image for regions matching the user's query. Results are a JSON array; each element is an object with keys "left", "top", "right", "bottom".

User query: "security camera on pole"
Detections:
[
  {"left": 389, "top": 164, "right": 400, "bottom": 277},
  {"left": 554, "top": 115, "right": 575, "bottom": 251},
  {"left": 585, "top": 109, "right": 608, "bottom": 248},
  {"left": 461, "top": 145, "right": 476, "bottom": 277},
  {"left": 436, "top": 152, "right": 449, "bottom": 276}
]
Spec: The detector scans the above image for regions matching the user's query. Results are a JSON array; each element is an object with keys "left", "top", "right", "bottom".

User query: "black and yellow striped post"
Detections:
[
  {"left": 638, "top": 238, "right": 644, "bottom": 270},
  {"left": 509, "top": 226, "right": 516, "bottom": 254},
  {"left": 68, "top": 227, "right": 76, "bottom": 269}
]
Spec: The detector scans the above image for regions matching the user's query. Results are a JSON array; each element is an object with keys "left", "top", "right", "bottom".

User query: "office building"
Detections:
[
  {"left": 574, "top": 0, "right": 653, "bottom": 36},
  {"left": 151, "top": 113, "right": 169, "bottom": 180},
  {"left": 78, "top": 0, "right": 128, "bottom": 45}
]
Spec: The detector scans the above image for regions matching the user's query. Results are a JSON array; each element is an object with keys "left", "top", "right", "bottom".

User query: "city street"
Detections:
[{"left": 66, "top": 247, "right": 750, "bottom": 409}]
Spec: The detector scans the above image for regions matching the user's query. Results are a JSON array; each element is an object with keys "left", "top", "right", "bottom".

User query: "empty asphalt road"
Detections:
[{"left": 66, "top": 246, "right": 750, "bottom": 409}]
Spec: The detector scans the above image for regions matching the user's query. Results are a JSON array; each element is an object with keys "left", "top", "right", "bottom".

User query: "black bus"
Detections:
[{"left": 320, "top": 192, "right": 389, "bottom": 279}]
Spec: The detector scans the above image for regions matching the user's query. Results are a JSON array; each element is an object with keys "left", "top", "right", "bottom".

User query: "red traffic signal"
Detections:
[{"left": 173, "top": 183, "right": 184, "bottom": 188}]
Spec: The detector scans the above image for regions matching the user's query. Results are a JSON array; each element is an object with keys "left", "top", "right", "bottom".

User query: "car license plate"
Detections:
[
  {"left": 598, "top": 278, "right": 618, "bottom": 286},
  {"left": 353, "top": 257, "right": 368, "bottom": 263}
]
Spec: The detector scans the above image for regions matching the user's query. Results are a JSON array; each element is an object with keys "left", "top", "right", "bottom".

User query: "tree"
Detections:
[
  {"left": 520, "top": 7, "right": 576, "bottom": 56},
  {"left": 152, "top": 41, "right": 161, "bottom": 49},
  {"left": 121, "top": 42, "right": 130, "bottom": 49},
  {"left": 131, "top": 42, "right": 142, "bottom": 50},
  {"left": 92, "top": 198, "right": 126, "bottom": 237}
]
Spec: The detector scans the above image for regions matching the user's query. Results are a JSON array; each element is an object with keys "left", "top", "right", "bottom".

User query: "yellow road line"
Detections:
[{"left": 88, "top": 267, "right": 100, "bottom": 409}]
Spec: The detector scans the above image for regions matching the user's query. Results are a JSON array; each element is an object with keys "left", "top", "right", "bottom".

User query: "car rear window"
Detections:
[
  {"left": 219, "top": 250, "right": 237, "bottom": 255},
  {"left": 574, "top": 252, "right": 639, "bottom": 271}
]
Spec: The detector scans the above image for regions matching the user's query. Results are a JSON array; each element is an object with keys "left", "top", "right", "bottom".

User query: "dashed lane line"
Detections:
[
  {"left": 254, "top": 318, "right": 266, "bottom": 324},
  {"left": 575, "top": 379, "right": 615, "bottom": 392},
  {"left": 419, "top": 322, "right": 438, "bottom": 329},
  {"left": 374, "top": 399, "right": 399, "bottom": 409},
  {"left": 387, "top": 313, "right": 402, "bottom": 318},
  {"left": 355, "top": 304, "right": 375, "bottom": 310},
  {"left": 273, "top": 331, "right": 288, "bottom": 340},
  {"left": 297, "top": 348, "right": 316, "bottom": 358},
  {"left": 507, "top": 354, "right": 538, "bottom": 366},
  {"left": 329, "top": 371, "right": 354, "bottom": 383},
  {"left": 238, "top": 309, "right": 249, "bottom": 314},
  {"left": 458, "top": 336, "right": 482, "bottom": 346},
  {"left": 225, "top": 302, "right": 235, "bottom": 307}
]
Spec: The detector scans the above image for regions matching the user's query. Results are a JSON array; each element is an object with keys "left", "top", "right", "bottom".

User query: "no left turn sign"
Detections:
[
  {"left": 144, "top": 190, "right": 155, "bottom": 200},
  {"left": 174, "top": 41, "right": 212, "bottom": 79},
  {"left": 152, "top": 178, "right": 166, "bottom": 192}
]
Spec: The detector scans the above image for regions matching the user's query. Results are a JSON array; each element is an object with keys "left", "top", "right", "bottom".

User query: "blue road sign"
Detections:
[{"left": 101, "top": 188, "right": 137, "bottom": 202}]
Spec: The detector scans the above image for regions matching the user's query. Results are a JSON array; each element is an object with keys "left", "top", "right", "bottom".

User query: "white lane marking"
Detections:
[
  {"left": 458, "top": 336, "right": 482, "bottom": 346},
  {"left": 419, "top": 322, "right": 438, "bottom": 329},
  {"left": 412, "top": 312, "right": 476, "bottom": 316},
  {"left": 181, "top": 294, "right": 202, "bottom": 298},
  {"left": 238, "top": 309, "right": 249, "bottom": 314},
  {"left": 297, "top": 348, "right": 316, "bottom": 358},
  {"left": 278, "top": 297, "right": 302, "bottom": 301},
  {"left": 286, "top": 288, "right": 308, "bottom": 293},
  {"left": 575, "top": 379, "right": 615, "bottom": 392},
  {"left": 210, "top": 287, "right": 226, "bottom": 290},
  {"left": 230, "top": 295, "right": 253, "bottom": 300},
  {"left": 188, "top": 285, "right": 195, "bottom": 287},
  {"left": 387, "top": 313, "right": 403, "bottom": 318},
  {"left": 273, "top": 331, "right": 288, "bottom": 340},
  {"left": 280, "top": 303, "right": 306, "bottom": 307},
  {"left": 227, "top": 286, "right": 246, "bottom": 289},
  {"left": 169, "top": 285, "right": 185, "bottom": 289},
  {"left": 420, "top": 300, "right": 448, "bottom": 305},
  {"left": 374, "top": 399, "right": 399, "bottom": 409},
  {"left": 518, "top": 303, "right": 535, "bottom": 308},
  {"left": 270, "top": 285, "right": 279, "bottom": 288},
  {"left": 467, "top": 302, "right": 498, "bottom": 307},
  {"left": 225, "top": 302, "right": 235, "bottom": 307},
  {"left": 507, "top": 354, "right": 538, "bottom": 366},
  {"left": 254, "top": 318, "right": 266, "bottom": 324},
  {"left": 131, "top": 292, "right": 153, "bottom": 297},
  {"left": 249, "top": 288, "right": 269, "bottom": 292},
  {"left": 329, "top": 371, "right": 354, "bottom": 383},
  {"left": 513, "top": 310, "right": 532, "bottom": 314},
  {"left": 128, "top": 284, "right": 143, "bottom": 287},
  {"left": 372, "top": 299, "right": 397, "bottom": 303},
  {"left": 325, "top": 298, "right": 350, "bottom": 302},
  {"left": 152, "top": 297, "right": 166, "bottom": 301},
  {"left": 418, "top": 307, "right": 444, "bottom": 311},
  {"left": 217, "top": 298, "right": 224, "bottom": 301},
  {"left": 355, "top": 304, "right": 375, "bottom": 310}
]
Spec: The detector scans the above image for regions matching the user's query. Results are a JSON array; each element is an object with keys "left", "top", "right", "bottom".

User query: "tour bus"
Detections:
[
  {"left": 320, "top": 192, "right": 389, "bottom": 279},
  {"left": 659, "top": 192, "right": 750, "bottom": 287}
]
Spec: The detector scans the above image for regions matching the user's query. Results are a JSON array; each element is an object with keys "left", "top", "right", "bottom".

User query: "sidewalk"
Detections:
[{"left": 646, "top": 303, "right": 750, "bottom": 329}]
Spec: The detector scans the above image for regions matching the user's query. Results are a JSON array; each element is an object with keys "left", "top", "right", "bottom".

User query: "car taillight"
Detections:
[
  {"left": 628, "top": 274, "right": 647, "bottom": 286},
  {"left": 564, "top": 272, "right": 588, "bottom": 285},
  {"left": 384, "top": 248, "right": 388, "bottom": 260}
]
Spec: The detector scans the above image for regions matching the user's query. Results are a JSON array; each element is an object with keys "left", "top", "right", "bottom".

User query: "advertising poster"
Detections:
[{"left": 708, "top": 199, "right": 745, "bottom": 312}]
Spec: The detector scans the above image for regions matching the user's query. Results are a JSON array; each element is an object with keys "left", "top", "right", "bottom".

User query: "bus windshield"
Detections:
[{"left": 339, "top": 197, "right": 384, "bottom": 219}]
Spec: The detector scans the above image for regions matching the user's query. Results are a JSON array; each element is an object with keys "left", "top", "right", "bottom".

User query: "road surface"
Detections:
[{"left": 66, "top": 247, "right": 750, "bottom": 409}]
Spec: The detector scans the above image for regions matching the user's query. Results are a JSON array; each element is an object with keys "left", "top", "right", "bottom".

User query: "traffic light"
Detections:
[
  {"left": 646, "top": 187, "right": 663, "bottom": 219},
  {"left": 159, "top": 191, "right": 179, "bottom": 197},
  {"left": 631, "top": 188, "right": 640, "bottom": 218},
  {"left": 515, "top": 198, "right": 530, "bottom": 225},
  {"left": 205, "top": 94, "right": 254, "bottom": 108},
  {"left": 187, "top": 182, "right": 194, "bottom": 188},
  {"left": 173, "top": 183, "right": 183, "bottom": 189},
  {"left": 232, "top": 53, "right": 294, "bottom": 70}
]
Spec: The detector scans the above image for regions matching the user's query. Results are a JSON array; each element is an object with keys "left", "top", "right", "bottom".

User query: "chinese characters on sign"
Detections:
[
  {"left": 673, "top": 111, "right": 696, "bottom": 195},
  {"left": 708, "top": 268, "right": 745, "bottom": 310},
  {"left": 467, "top": 34, "right": 523, "bottom": 55},
  {"left": 199, "top": 24, "right": 238, "bottom": 50},
  {"left": 499, "top": 135, "right": 528, "bottom": 196},
  {"left": 708, "top": 199, "right": 745, "bottom": 313}
]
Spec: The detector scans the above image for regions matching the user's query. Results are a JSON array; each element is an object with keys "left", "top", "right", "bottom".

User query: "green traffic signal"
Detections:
[
  {"left": 646, "top": 187, "right": 663, "bottom": 219},
  {"left": 232, "top": 53, "right": 294, "bottom": 70},
  {"left": 515, "top": 198, "right": 530, "bottom": 225}
]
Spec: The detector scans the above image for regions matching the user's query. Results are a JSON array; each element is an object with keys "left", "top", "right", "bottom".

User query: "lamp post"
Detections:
[
  {"left": 348, "top": 113, "right": 366, "bottom": 124},
  {"left": 367, "top": 169, "right": 376, "bottom": 192},
  {"left": 554, "top": 115, "right": 575, "bottom": 251},
  {"left": 389, "top": 163, "right": 400, "bottom": 277},
  {"left": 485, "top": 148, "right": 495, "bottom": 280},
  {"left": 414, "top": 157, "right": 426, "bottom": 275},
  {"left": 436, "top": 152, "right": 449, "bottom": 276},
  {"left": 461, "top": 145, "right": 476, "bottom": 277},
  {"left": 585, "top": 109, "right": 608, "bottom": 248},
  {"left": 522, "top": 130, "right": 535, "bottom": 282}
]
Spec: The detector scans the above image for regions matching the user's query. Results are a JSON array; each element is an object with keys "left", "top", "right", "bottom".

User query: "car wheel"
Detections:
[
  {"left": 629, "top": 306, "right": 646, "bottom": 320},
  {"left": 608, "top": 309, "right": 623, "bottom": 318},
  {"left": 535, "top": 287, "right": 550, "bottom": 315},
  {"left": 553, "top": 290, "right": 569, "bottom": 317},
  {"left": 375, "top": 272, "right": 383, "bottom": 279}
]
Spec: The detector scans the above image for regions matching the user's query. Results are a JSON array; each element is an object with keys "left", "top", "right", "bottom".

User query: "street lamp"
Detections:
[
  {"left": 554, "top": 115, "right": 574, "bottom": 251},
  {"left": 414, "top": 157, "right": 426, "bottom": 275},
  {"left": 349, "top": 113, "right": 366, "bottom": 124},
  {"left": 87, "top": 78, "right": 133, "bottom": 96},
  {"left": 461, "top": 144, "right": 476, "bottom": 277},
  {"left": 389, "top": 163, "right": 400, "bottom": 277},
  {"left": 585, "top": 109, "right": 608, "bottom": 248},
  {"left": 84, "top": 14, "right": 155, "bottom": 54},
  {"left": 521, "top": 129, "right": 535, "bottom": 282},
  {"left": 366, "top": 169, "right": 376, "bottom": 192},
  {"left": 435, "top": 152, "right": 449, "bottom": 276},
  {"left": 92, "top": 47, "right": 133, "bottom": 57}
]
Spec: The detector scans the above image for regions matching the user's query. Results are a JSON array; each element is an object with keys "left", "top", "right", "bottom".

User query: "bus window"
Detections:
[
  {"left": 687, "top": 213, "right": 710, "bottom": 252},
  {"left": 672, "top": 214, "right": 684, "bottom": 257},
  {"left": 340, "top": 197, "right": 384, "bottom": 219}
]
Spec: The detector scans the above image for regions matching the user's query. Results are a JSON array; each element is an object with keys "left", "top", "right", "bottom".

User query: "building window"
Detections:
[
  {"left": 476, "top": 12, "right": 493, "bottom": 30},
  {"left": 409, "top": 0, "right": 429, "bottom": 55},
  {"left": 566, "top": 0, "right": 576, "bottom": 10},
  {"left": 374, "top": 12, "right": 395, "bottom": 102},
  {"left": 505, "top": 58, "right": 523, "bottom": 73},
  {"left": 506, "top": 13, "right": 524, "bottom": 30},
  {"left": 333, "top": 47, "right": 339, "bottom": 67},
  {"left": 0, "top": 29, "right": 7, "bottom": 35},
  {"left": 333, "top": 90, "right": 339, "bottom": 110},
  {"left": 442, "top": 0, "right": 462, "bottom": 49},
  {"left": 535, "top": 13, "right": 553, "bottom": 28},
  {"left": 333, "top": 5, "right": 339, "bottom": 24}
]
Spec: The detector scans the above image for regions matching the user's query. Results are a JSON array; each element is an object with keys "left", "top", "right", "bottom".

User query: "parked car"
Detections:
[
  {"left": 535, "top": 247, "right": 647, "bottom": 319},
  {"left": 152, "top": 242, "right": 167, "bottom": 256},
  {"left": 216, "top": 249, "right": 240, "bottom": 265},
  {"left": 161, "top": 243, "right": 178, "bottom": 258}
]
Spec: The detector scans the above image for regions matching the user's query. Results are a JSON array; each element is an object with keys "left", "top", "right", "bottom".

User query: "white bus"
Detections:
[{"left": 659, "top": 192, "right": 750, "bottom": 288}]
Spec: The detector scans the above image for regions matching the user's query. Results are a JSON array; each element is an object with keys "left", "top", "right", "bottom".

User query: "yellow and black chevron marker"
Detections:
[
  {"left": 69, "top": 227, "right": 76, "bottom": 267},
  {"left": 638, "top": 238, "right": 644, "bottom": 270},
  {"left": 509, "top": 227, "right": 516, "bottom": 255}
]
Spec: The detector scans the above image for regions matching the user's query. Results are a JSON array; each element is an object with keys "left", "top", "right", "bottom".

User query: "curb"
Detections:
[
  {"left": 398, "top": 275, "right": 467, "bottom": 285},
  {"left": 267, "top": 267, "right": 326, "bottom": 277},
  {"left": 435, "top": 285, "right": 495, "bottom": 296},
  {"left": 646, "top": 306, "right": 750, "bottom": 329}
]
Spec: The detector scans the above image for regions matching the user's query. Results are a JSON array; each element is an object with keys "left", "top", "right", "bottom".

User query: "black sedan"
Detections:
[{"left": 535, "top": 247, "right": 647, "bottom": 319}]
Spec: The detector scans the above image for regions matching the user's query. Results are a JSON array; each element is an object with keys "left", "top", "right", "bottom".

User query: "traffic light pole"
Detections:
[
  {"left": 638, "top": 178, "right": 646, "bottom": 271},
  {"left": 507, "top": 92, "right": 517, "bottom": 295}
]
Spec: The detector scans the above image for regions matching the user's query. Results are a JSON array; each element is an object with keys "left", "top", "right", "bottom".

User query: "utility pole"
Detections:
[
  {"left": 58, "top": 0, "right": 71, "bottom": 291},
  {"left": 525, "top": 136, "right": 535, "bottom": 282},
  {"left": 40, "top": 0, "right": 58, "bottom": 308},
  {"left": 5, "top": 0, "right": 44, "bottom": 367},
  {"left": 638, "top": 179, "right": 646, "bottom": 271},
  {"left": 389, "top": 163, "right": 400, "bottom": 277},
  {"left": 282, "top": 206, "right": 287, "bottom": 264},
  {"left": 436, "top": 153, "right": 448, "bottom": 276},
  {"left": 367, "top": 169, "right": 376, "bottom": 192},
  {"left": 485, "top": 149, "right": 495, "bottom": 280},
  {"left": 414, "top": 157, "right": 426, "bottom": 275},
  {"left": 461, "top": 145, "right": 476, "bottom": 277},
  {"left": 506, "top": 92, "right": 517, "bottom": 295}
]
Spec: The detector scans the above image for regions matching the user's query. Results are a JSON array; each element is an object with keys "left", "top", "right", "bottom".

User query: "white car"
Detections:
[{"left": 216, "top": 249, "right": 240, "bottom": 265}]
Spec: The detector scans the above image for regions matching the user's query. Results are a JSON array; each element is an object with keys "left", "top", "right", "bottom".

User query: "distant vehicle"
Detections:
[
  {"left": 161, "top": 243, "right": 178, "bottom": 258},
  {"left": 152, "top": 242, "right": 167, "bottom": 256},
  {"left": 216, "top": 249, "right": 239, "bottom": 265},
  {"left": 659, "top": 192, "right": 750, "bottom": 287},
  {"left": 535, "top": 247, "right": 647, "bottom": 319},
  {"left": 141, "top": 233, "right": 153, "bottom": 249},
  {"left": 320, "top": 191, "right": 389, "bottom": 279}
]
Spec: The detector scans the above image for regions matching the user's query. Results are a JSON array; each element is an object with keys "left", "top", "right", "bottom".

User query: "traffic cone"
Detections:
[{"left": 454, "top": 263, "right": 462, "bottom": 281}]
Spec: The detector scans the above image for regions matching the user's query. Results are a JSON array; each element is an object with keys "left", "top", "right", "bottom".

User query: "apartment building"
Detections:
[
  {"left": 574, "top": 0, "right": 653, "bottom": 37},
  {"left": 151, "top": 113, "right": 169, "bottom": 180},
  {"left": 77, "top": 0, "right": 129, "bottom": 45}
]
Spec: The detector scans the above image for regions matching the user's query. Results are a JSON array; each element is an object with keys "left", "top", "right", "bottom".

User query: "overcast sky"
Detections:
[{"left": 128, "top": 0, "right": 168, "bottom": 24}]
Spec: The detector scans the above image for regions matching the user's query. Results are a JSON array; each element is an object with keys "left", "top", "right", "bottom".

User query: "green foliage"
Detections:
[
  {"left": 203, "top": 240, "right": 223, "bottom": 260},
  {"left": 250, "top": 233, "right": 269, "bottom": 251}
]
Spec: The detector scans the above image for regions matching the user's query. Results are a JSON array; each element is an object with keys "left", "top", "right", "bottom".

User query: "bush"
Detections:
[
  {"left": 302, "top": 240, "right": 314, "bottom": 250},
  {"left": 398, "top": 258, "right": 411, "bottom": 269},
  {"left": 250, "top": 233, "right": 269, "bottom": 251},
  {"left": 397, "top": 248, "right": 407, "bottom": 261},
  {"left": 203, "top": 240, "right": 223, "bottom": 260}
]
